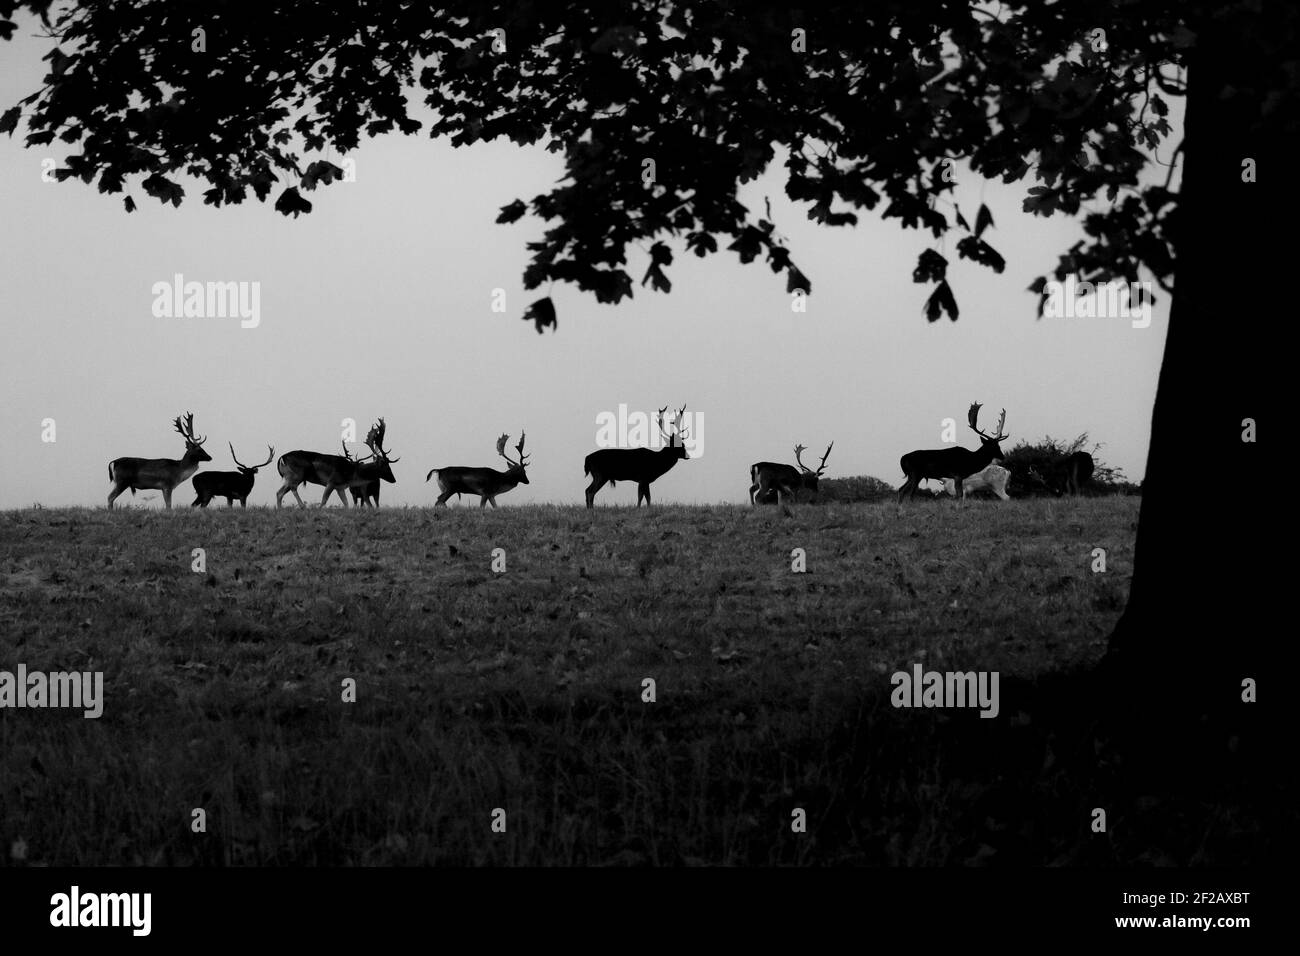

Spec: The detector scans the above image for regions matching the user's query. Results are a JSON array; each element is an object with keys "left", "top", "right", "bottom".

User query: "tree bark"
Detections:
[{"left": 1105, "top": 3, "right": 1285, "bottom": 713}]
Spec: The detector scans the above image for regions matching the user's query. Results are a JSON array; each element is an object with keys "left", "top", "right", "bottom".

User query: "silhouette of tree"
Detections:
[{"left": 2, "top": 0, "right": 1285, "bottom": 710}]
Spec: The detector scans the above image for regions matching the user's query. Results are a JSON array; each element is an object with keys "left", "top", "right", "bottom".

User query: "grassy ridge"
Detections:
[{"left": 1, "top": 499, "right": 1258, "bottom": 865}]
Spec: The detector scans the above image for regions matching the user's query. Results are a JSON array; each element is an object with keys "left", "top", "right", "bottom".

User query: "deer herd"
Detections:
[{"left": 104, "top": 403, "right": 1095, "bottom": 509}]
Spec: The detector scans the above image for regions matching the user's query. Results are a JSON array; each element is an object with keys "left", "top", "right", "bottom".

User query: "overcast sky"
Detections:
[{"left": 0, "top": 25, "right": 1178, "bottom": 508}]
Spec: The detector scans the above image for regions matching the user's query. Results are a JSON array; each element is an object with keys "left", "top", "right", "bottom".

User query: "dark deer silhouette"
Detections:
[
  {"left": 750, "top": 442, "right": 833, "bottom": 505},
  {"left": 584, "top": 405, "right": 689, "bottom": 508},
  {"left": 898, "top": 403, "right": 1009, "bottom": 503},
  {"left": 276, "top": 419, "right": 399, "bottom": 507},
  {"left": 427, "top": 432, "right": 531, "bottom": 508},
  {"left": 192, "top": 443, "right": 275, "bottom": 507}
]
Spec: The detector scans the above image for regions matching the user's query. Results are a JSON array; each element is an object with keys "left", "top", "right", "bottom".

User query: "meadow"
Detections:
[{"left": 0, "top": 498, "right": 1262, "bottom": 865}]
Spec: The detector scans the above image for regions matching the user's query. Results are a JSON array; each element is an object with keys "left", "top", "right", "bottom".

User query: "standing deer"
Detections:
[
  {"left": 584, "top": 405, "right": 689, "bottom": 508},
  {"left": 191, "top": 444, "right": 275, "bottom": 507},
  {"left": 897, "top": 403, "right": 1010, "bottom": 503},
  {"left": 426, "top": 432, "right": 531, "bottom": 508},
  {"left": 107, "top": 412, "right": 212, "bottom": 509},
  {"left": 275, "top": 419, "right": 398, "bottom": 507},
  {"left": 1034, "top": 451, "right": 1094, "bottom": 496},
  {"left": 940, "top": 463, "right": 1010, "bottom": 500},
  {"left": 750, "top": 442, "right": 833, "bottom": 505}
]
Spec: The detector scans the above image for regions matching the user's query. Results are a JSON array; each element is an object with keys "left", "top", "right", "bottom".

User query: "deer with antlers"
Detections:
[
  {"left": 584, "top": 405, "right": 689, "bottom": 508},
  {"left": 191, "top": 444, "right": 275, "bottom": 507},
  {"left": 898, "top": 403, "right": 1010, "bottom": 503},
  {"left": 426, "top": 432, "right": 531, "bottom": 508},
  {"left": 107, "top": 412, "right": 213, "bottom": 509},
  {"left": 750, "top": 442, "right": 833, "bottom": 505},
  {"left": 275, "top": 419, "right": 399, "bottom": 507}
]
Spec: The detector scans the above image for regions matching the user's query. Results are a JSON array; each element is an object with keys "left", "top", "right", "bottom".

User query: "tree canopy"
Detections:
[{"left": 2, "top": 0, "right": 1199, "bottom": 331}]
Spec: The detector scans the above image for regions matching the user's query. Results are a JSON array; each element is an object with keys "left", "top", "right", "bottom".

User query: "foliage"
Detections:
[
  {"left": 0, "top": 0, "right": 1189, "bottom": 327},
  {"left": 816, "top": 474, "right": 908, "bottom": 503},
  {"left": 1000, "top": 433, "right": 1127, "bottom": 497}
]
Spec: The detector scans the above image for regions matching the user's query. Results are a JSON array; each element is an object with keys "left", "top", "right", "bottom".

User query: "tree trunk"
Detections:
[
  {"left": 1104, "top": 3, "right": 1284, "bottom": 713},
  {"left": 1102, "top": 5, "right": 1284, "bottom": 712}
]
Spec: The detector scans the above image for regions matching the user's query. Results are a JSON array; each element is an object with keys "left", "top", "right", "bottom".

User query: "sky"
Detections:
[{"left": 0, "top": 23, "right": 1178, "bottom": 508}]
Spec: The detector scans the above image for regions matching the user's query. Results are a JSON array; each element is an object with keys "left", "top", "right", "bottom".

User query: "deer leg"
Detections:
[
  {"left": 479, "top": 496, "right": 489, "bottom": 508},
  {"left": 162, "top": 487, "right": 173, "bottom": 509},
  {"left": 749, "top": 481, "right": 761, "bottom": 505},
  {"left": 638, "top": 483, "right": 651, "bottom": 506},
  {"left": 335, "top": 487, "right": 351, "bottom": 507},
  {"left": 585, "top": 477, "right": 607, "bottom": 509},
  {"left": 108, "top": 484, "right": 126, "bottom": 509},
  {"left": 239, "top": 497, "right": 247, "bottom": 508},
  {"left": 435, "top": 491, "right": 452, "bottom": 507},
  {"left": 487, "top": 497, "right": 498, "bottom": 509}
]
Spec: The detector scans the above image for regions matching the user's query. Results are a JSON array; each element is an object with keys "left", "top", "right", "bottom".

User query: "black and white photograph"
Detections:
[{"left": 0, "top": 0, "right": 1284, "bottom": 939}]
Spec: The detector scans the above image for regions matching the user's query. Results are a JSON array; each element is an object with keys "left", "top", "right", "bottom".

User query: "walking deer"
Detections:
[
  {"left": 107, "top": 412, "right": 212, "bottom": 508},
  {"left": 275, "top": 419, "right": 398, "bottom": 507},
  {"left": 584, "top": 405, "right": 689, "bottom": 508},
  {"left": 426, "top": 433, "right": 531, "bottom": 508}
]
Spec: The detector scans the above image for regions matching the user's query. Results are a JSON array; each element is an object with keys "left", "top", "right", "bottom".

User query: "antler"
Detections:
[
  {"left": 968, "top": 402, "right": 1009, "bottom": 441},
  {"left": 174, "top": 411, "right": 206, "bottom": 445},
  {"left": 675, "top": 404, "right": 689, "bottom": 440},
  {"left": 366, "top": 418, "right": 398, "bottom": 462},
  {"left": 816, "top": 442, "right": 833, "bottom": 476},
  {"left": 230, "top": 443, "right": 276, "bottom": 470},
  {"left": 794, "top": 444, "right": 810, "bottom": 473},
  {"left": 656, "top": 405, "right": 670, "bottom": 438},
  {"left": 497, "top": 431, "right": 530, "bottom": 468}
]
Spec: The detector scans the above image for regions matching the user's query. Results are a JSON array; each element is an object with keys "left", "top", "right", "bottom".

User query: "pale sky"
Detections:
[{"left": 0, "top": 25, "right": 1177, "bottom": 508}]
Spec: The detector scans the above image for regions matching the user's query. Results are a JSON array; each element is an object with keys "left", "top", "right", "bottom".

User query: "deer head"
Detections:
[
  {"left": 496, "top": 432, "right": 531, "bottom": 483},
  {"left": 364, "top": 418, "right": 399, "bottom": 483},
  {"left": 657, "top": 404, "right": 690, "bottom": 459},
  {"left": 967, "top": 402, "right": 1009, "bottom": 458},
  {"left": 230, "top": 443, "right": 274, "bottom": 475},
  {"left": 173, "top": 412, "right": 212, "bottom": 462},
  {"left": 794, "top": 442, "right": 833, "bottom": 491}
]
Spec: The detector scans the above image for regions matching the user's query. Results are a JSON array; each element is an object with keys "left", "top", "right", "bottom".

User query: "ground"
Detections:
[{"left": 2, "top": 499, "right": 1259, "bottom": 866}]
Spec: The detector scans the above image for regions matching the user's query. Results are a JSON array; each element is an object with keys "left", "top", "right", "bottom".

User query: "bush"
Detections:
[{"left": 999, "top": 433, "right": 1130, "bottom": 497}]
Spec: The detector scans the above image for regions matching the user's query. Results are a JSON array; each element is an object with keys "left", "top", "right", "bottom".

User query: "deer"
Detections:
[
  {"left": 107, "top": 412, "right": 213, "bottom": 508},
  {"left": 898, "top": 403, "right": 1010, "bottom": 503},
  {"left": 1033, "top": 451, "right": 1094, "bottom": 496},
  {"left": 191, "top": 444, "right": 275, "bottom": 507},
  {"left": 426, "top": 432, "right": 531, "bottom": 508},
  {"left": 584, "top": 405, "right": 689, "bottom": 508},
  {"left": 940, "top": 463, "right": 1010, "bottom": 500},
  {"left": 750, "top": 442, "right": 833, "bottom": 505},
  {"left": 275, "top": 419, "right": 398, "bottom": 507}
]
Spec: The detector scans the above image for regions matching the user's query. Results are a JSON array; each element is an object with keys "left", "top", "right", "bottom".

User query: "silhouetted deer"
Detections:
[
  {"left": 192, "top": 443, "right": 275, "bottom": 507},
  {"left": 427, "top": 432, "right": 531, "bottom": 508},
  {"left": 584, "top": 405, "right": 689, "bottom": 508},
  {"left": 750, "top": 442, "right": 833, "bottom": 505},
  {"left": 898, "top": 403, "right": 1009, "bottom": 503},
  {"left": 276, "top": 419, "right": 399, "bottom": 507},
  {"left": 108, "top": 412, "right": 212, "bottom": 508}
]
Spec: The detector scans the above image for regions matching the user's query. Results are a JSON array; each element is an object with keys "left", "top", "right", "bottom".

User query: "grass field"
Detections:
[{"left": 0, "top": 498, "right": 1263, "bottom": 865}]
